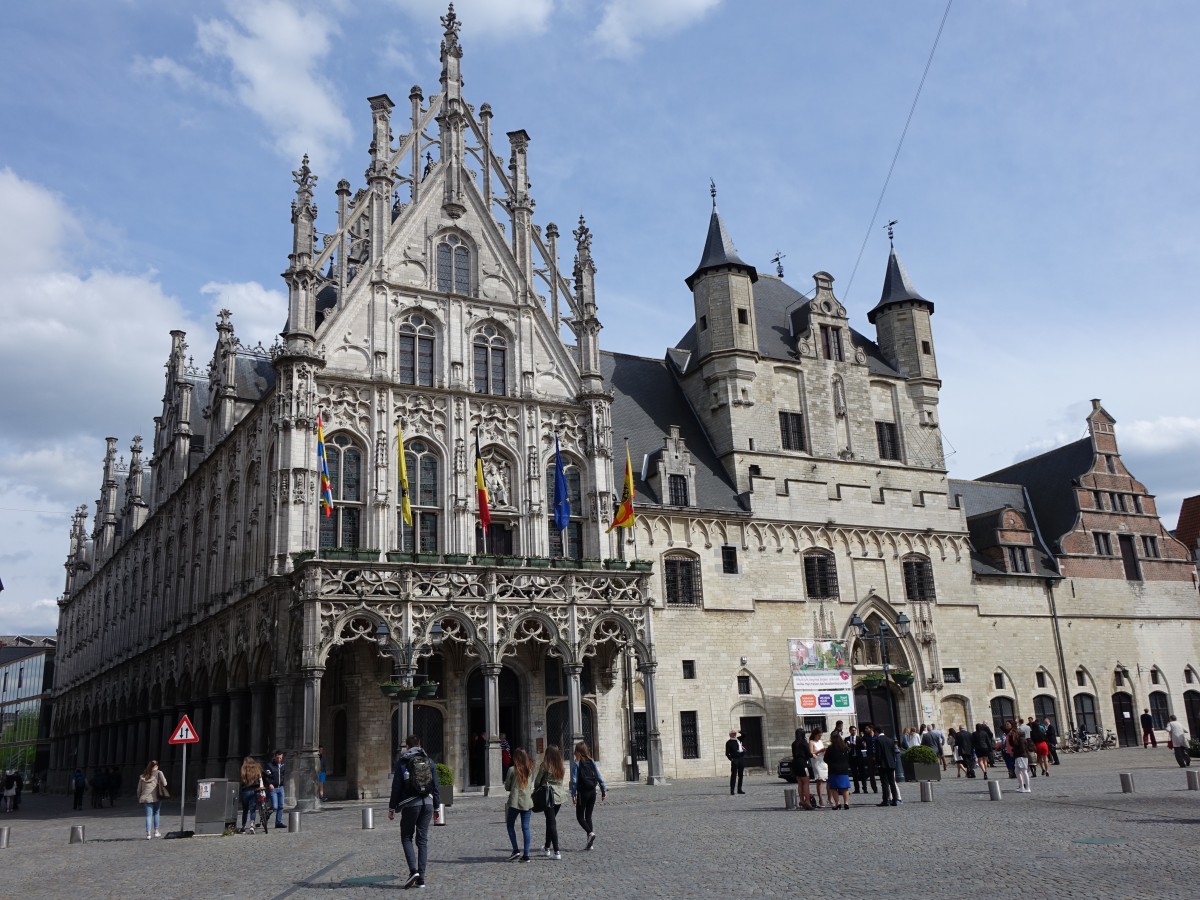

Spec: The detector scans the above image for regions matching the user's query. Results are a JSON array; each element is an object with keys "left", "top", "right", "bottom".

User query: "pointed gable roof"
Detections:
[
  {"left": 1175, "top": 495, "right": 1200, "bottom": 560},
  {"left": 979, "top": 438, "right": 1094, "bottom": 550},
  {"left": 867, "top": 245, "right": 934, "bottom": 324},
  {"left": 685, "top": 205, "right": 758, "bottom": 289}
]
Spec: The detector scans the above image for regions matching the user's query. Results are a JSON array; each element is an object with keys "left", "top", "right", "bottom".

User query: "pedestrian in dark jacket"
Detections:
[
  {"left": 388, "top": 735, "right": 441, "bottom": 888},
  {"left": 262, "top": 751, "right": 287, "bottom": 828},
  {"left": 790, "top": 728, "right": 813, "bottom": 810},
  {"left": 972, "top": 724, "right": 993, "bottom": 778},
  {"left": 868, "top": 725, "right": 900, "bottom": 806}
]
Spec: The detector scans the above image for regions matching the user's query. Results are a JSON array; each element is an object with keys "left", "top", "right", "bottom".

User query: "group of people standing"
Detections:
[
  {"left": 789, "top": 722, "right": 902, "bottom": 809},
  {"left": 68, "top": 766, "right": 121, "bottom": 810},
  {"left": 236, "top": 750, "right": 288, "bottom": 833}
]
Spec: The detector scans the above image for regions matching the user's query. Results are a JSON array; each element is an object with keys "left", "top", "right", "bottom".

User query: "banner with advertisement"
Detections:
[{"left": 788, "top": 639, "right": 853, "bottom": 716}]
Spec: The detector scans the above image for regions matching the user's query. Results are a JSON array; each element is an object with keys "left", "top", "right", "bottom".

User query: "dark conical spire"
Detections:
[
  {"left": 685, "top": 184, "right": 757, "bottom": 289},
  {"left": 867, "top": 244, "right": 933, "bottom": 323}
]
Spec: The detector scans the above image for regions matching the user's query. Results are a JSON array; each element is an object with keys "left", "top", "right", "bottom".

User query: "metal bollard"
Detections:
[
  {"left": 434, "top": 803, "right": 446, "bottom": 826},
  {"left": 69, "top": 825, "right": 86, "bottom": 844},
  {"left": 988, "top": 780, "right": 1002, "bottom": 801},
  {"left": 1187, "top": 770, "right": 1200, "bottom": 791},
  {"left": 0, "top": 825, "right": 9, "bottom": 848},
  {"left": 361, "top": 808, "right": 374, "bottom": 829},
  {"left": 919, "top": 781, "right": 934, "bottom": 802},
  {"left": 783, "top": 787, "right": 798, "bottom": 810},
  {"left": 1119, "top": 773, "right": 1134, "bottom": 793},
  {"left": 288, "top": 810, "right": 302, "bottom": 833}
]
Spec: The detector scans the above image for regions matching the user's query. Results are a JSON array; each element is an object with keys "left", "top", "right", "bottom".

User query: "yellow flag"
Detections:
[
  {"left": 397, "top": 421, "right": 412, "bottom": 527},
  {"left": 607, "top": 444, "right": 635, "bottom": 532}
]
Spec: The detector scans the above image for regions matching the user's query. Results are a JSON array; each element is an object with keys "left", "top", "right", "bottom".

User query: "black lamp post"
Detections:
[
  {"left": 849, "top": 612, "right": 911, "bottom": 739},
  {"left": 376, "top": 621, "right": 444, "bottom": 745}
]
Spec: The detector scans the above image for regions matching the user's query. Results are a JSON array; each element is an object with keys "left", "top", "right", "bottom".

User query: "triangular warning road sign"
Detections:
[{"left": 168, "top": 714, "right": 200, "bottom": 744}]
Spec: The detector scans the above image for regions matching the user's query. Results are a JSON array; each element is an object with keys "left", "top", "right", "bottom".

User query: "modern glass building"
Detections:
[{"left": 0, "top": 637, "right": 55, "bottom": 785}]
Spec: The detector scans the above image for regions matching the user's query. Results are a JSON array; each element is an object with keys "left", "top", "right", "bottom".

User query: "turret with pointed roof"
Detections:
[
  {"left": 868, "top": 240, "right": 940, "bottom": 424},
  {"left": 685, "top": 187, "right": 759, "bottom": 365}
]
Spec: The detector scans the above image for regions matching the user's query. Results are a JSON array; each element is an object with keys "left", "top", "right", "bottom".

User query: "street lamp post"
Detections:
[
  {"left": 849, "top": 612, "right": 911, "bottom": 740},
  {"left": 375, "top": 620, "right": 444, "bottom": 747}
]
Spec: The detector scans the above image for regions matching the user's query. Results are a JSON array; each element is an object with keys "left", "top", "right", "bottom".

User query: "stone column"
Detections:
[
  {"left": 483, "top": 663, "right": 503, "bottom": 795},
  {"left": 135, "top": 716, "right": 149, "bottom": 769},
  {"left": 249, "top": 687, "right": 267, "bottom": 758},
  {"left": 207, "top": 697, "right": 225, "bottom": 777},
  {"left": 192, "top": 703, "right": 209, "bottom": 773},
  {"left": 293, "top": 668, "right": 323, "bottom": 811},
  {"left": 565, "top": 663, "right": 585, "bottom": 748},
  {"left": 639, "top": 662, "right": 666, "bottom": 785},
  {"left": 226, "top": 691, "right": 247, "bottom": 779}
]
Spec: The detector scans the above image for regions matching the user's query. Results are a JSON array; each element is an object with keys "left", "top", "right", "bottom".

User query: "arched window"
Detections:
[
  {"left": 400, "top": 440, "right": 440, "bottom": 554},
  {"left": 545, "top": 459, "right": 583, "bottom": 559},
  {"left": 472, "top": 324, "right": 507, "bottom": 395},
  {"left": 1074, "top": 693, "right": 1099, "bottom": 734},
  {"left": 398, "top": 312, "right": 436, "bottom": 386},
  {"left": 902, "top": 554, "right": 936, "bottom": 601},
  {"left": 1033, "top": 694, "right": 1057, "bottom": 732},
  {"left": 436, "top": 234, "right": 470, "bottom": 294},
  {"left": 1149, "top": 690, "right": 1170, "bottom": 730},
  {"left": 320, "top": 433, "right": 364, "bottom": 549},
  {"left": 990, "top": 696, "right": 1015, "bottom": 735},
  {"left": 664, "top": 553, "right": 701, "bottom": 606},
  {"left": 803, "top": 551, "right": 839, "bottom": 600}
]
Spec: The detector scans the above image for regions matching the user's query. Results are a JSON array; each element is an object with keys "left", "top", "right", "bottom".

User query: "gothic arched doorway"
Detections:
[
  {"left": 1111, "top": 692, "right": 1137, "bottom": 746},
  {"left": 854, "top": 684, "right": 901, "bottom": 737},
  {"left": 546, "top": 701, "right": 596, "bottom": 759},
  {"left": 466, "top": 666, "right": 522, "bottom": 786}
]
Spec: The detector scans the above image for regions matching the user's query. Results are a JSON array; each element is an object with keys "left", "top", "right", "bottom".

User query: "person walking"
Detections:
[
  {"left": 859, "top": 724, "right": 879, "bottom": 793},
  {"left": 239, "top": 756, "right": 264, "bottom": 833},
  {"left": 846, "top": 725, "right": 864, "bottom": 795},
  {"left": 869, "top": 725, "right": 900, "bottom": 806},
  {"left": 317, "top": 745, "right": 327, "bottom": 802},
  {"left": 263, "top": 751, "right": 286, "bottom": 828},
  {"left": 70, "top": 768, "right": 86, "bottom": 810},
  {"left": 1008, "top": 728, "right": 1031, "bottom": 793},
  {"left": 503, "top": 747, "right": 534, "bottom": 862},
  {"left": 1166, "top": 715, "right": 1190, "bottom": 768},
  {"left": 2, "top": 772, "right": 15, "bottom": 812},
  {"left": 1043, "top": 718, "right": 1061, "bottom": 765},
  {"left": 808, "top": 726, "right": 829, "bottom": 808},
  {"left": 535, "top": 744, "right": 567, "bottom": 859},
  {"left": 791, "top": 727, "right": 814, "bottom": 810},
  {"left": 972, "top": 723, "right": 993, "bottom": 779},
  {"left": 1141, "top": 709, "right": 1158, "bottom": 748},
  {"left": 500, "top": 733, "right": 513, "bottom": 778},
  {"left": 136, "top": 760, "right": 168, "bottom": 839},
  {"left": 825, "top": 731, "right": 852, "bottom": 810},
  {"left": 388, "top": 734, "right": 441, "bottom": 888},
  {"left": 570, "top": 741, "right": 606, "bottom": 851},
  {"left": 1028, "top": 718, "right": 1051, "bottom": 776},
  {"left": 725, "top": 729, "right": 746, "bottom": 795}
]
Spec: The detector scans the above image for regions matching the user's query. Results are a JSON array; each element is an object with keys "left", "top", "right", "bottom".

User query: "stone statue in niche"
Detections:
[
  {"left": 833, "top": 378, "right": 847, "bottom": 418},
  {"left": 486, "top": 460, "right": 510, "bottom": 508}
]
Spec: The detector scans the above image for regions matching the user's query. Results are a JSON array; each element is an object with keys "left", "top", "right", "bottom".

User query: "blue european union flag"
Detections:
[{"left": 552, "top": 435, "right": 570, "bottom": 530}]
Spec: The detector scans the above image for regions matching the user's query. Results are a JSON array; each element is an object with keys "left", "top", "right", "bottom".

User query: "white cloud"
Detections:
[
  {"left": 0, "top": 168, "right": 80, "bottom": 276},
  {"left": 201, "top": 280, "right": 288, "bottom": 350},
  {"left": 593, "top": 0, "right": 722, "bottom": 58},
  {"left": 196, "top": 0, "right": 352, "bottom": 167},
  {"left": 131, "top": 56, "right": 228, "bottom": 102},
  {"left": 387, "top": 0, "right": 556, "bottom": 38},
  {"left": 1116, "top": 416, "right": 1200, "bottom": 456}
]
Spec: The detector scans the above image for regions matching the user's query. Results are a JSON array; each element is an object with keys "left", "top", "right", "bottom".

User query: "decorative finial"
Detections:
[
  {"left": 441, "top": 3, "right": 462, "bottom": 55},
  {"left": 709, "top": 178, "right": 717, "bottom": 208},
  {"left": 770, "top": 251, "right": 786, "bottom": 278},
  {"left": 886, "top": 219, "right": 898, "bottom": 246},
  {"left": 292, "top": 154, "right": 316, "bottom": 192},
  {"left": 573, "top": 214, "right": 592, "bottom": 256}
]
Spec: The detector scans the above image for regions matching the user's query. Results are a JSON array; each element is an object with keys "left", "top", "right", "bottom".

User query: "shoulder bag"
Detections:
[{"left": 156, "top": 771, "right": 170, "bottom": 800}]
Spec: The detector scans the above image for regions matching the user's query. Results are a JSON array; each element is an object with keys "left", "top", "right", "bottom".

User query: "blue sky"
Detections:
[{"left": 1, "top": 0, "right": 1197, "bottom": 634}]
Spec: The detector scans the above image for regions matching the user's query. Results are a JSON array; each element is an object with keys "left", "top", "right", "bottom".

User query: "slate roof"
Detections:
[
  {"left": 602, "top": 351, "right": 746, "bottom": 515},
  {"left": 949, "top": 479, "right": 1059, "bottom": 577},
  {"left": 233, "top": 353, "right": 277, "bottom": 401},
  {"left": 978, "top": 438, "right": 1094, "bottom": 551},
  {"left": 684, "top": 206, "right": 757, "bottom": 290},
  {"left": 1175, "top": 495, "right": 1200, "bottom": 560},
  {"left": 867, "top": 246, "right": 934, "bottom": 324},
  {"left": 673, "top": 273, "right": 902, "bottom": 378}
]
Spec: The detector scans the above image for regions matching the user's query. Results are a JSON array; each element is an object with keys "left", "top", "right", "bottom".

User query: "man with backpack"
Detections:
[{"left": 388, "top": 735, "right": 442, "bottom": 889}]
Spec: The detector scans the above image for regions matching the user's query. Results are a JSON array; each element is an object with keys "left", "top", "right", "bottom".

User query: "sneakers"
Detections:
[
  {"left": 507, "top": 850, "right": 521, "bottom": 861},
  {"left": 544, "top": 847, "right": 552, "bottom": 858},
  {"left": 551, "top": 852, "right": 562, "bottom": 860},
  {"left": 153, "top": 830, "right": 161, "bottom": 838},
  {"left": 415, "top": 877, "right": 425, "bottom": 888},
  {"left": 585, "top": 832, "right": 596, "bottom": 851},
  {"left": 146, "top": 833, "right": 152, "bottom": 840},
  {"left": 274, "top": 822, "right": 286, "bottom": 829},
  {"left": 404, "top": 873, "right": 421, "bottom": 889},
  {"left": 519, "top": 856, "right": 531, "bottom": 863}
]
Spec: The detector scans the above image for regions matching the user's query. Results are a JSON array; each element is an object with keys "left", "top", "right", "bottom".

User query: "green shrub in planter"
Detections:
[
  {"left": 1188, "top": 738, "right": 1200, "bottom": 759},
  {"left": 902, "top": 745, "right": 939, "bottom": 766},
  {"left": 436, "top": 762, "right": 454, "bottom": 807}
]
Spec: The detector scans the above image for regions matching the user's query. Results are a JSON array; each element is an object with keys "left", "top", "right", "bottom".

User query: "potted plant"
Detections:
[
  {"left": 416, "top": 681, "right": 439, "bottom": 698},
  {"left": 379, "top": 681, "right": 406, "bottom": 698},
  {"left": 443, "top": 552, "right": 470, "bottom": 565},
  {"left": 498, "top": 554, "right": 523, "bottom": 566},
  {"left": 902, "top": 744, "right": 941, "bottom": 782},
  {"left": 550, "top": 556, "right": 577, "bottom": 569},
  {"left": 525, "top": 556, "right": 552, "bottom": 568},
  {"left": 473, "top": 553, "right": 498, "bottom": 566},
  {"left": 603, "top": 558, "right": 628, "bottom": 571},
  {"left": 436, "top": 762, "right": 454, "bottom": 808},
  {"left": 386, "top": 550, "right": 415, "bottom": 563},
  {"left": 414, "top": 551, "right": 441, "bottom": 564},
  {"left": 396, "top": 687, "right": 420, "bottom": 702},
  {"left": 891, "top": 669, "right": 916, "bottom": 688},
  {"left": 629, "top": 559, "right": 654, "bottom": 572},
  {"left": 322, "top": 548, "right": 353, "bottom": 561},
  {"left": 290, "top": 550, "right": 316, "bottom": 565},
  {"left": 1188, "top": 738, "right": 1200, "bottom": 759},
  {"left": 352, "top": 548, "right": 381, "bottom": 562},
  {"left": 859, "top": 672, "right": 885, "bottom": 689},
  {"left": 580, "top": 558, "right": 602, "bottom": 570}
]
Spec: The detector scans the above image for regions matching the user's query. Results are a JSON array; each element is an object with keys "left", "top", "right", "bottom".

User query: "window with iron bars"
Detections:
[{"left": 803, "top": 552, "right": 839, "bottom": 600}]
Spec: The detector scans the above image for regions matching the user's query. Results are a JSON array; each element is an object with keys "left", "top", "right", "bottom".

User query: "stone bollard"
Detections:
[
  {"left": 0, "top": 825, "right": 9, "bottom": 848},
  {"left": 1119, "top": 773, "right": 1134, "bottom": 793},
  {"left": 919, "top": 781, "right": 934, "bottom": 802},
  {"left": 1187, "top": 770, "right": 1200, "bottom": 791},
  {"left": 288, "top": 810, "right": 302, "bottom": 833},
  {"left": 361, "top": 808, "right": 374, "bottom": 829},
  {"left": 69, "top": 825, "right": 86, "bottom": 844},
  {"left": 988, "top": 780, "right": 1002, "bottom": 801},
  {"left": 783, "top": 787, "right": 798, "bottom": 810}
]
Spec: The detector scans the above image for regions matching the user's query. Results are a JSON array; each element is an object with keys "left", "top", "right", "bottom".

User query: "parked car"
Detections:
[{"left": 777, "top": 758, "right": 793, "bottom": 781}]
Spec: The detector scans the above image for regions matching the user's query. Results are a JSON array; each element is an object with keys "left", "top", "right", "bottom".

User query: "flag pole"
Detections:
[{"left": 626, "top": 437, "right": 638, "bottom": 561}]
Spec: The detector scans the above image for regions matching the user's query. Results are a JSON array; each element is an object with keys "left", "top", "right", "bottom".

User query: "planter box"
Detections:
[
  {"left": 473, "top": 554, "right": 498, "bottom": 566},
  {"left": 414, "top": 552, "right": 441, "bottom": 564},
  {"left": 321, "top": 548, "right": 353, "bottom": 561},
  {"left": 550, "top": 557, "right": 578, "bottom": 569},
  {"left": 439, "top": 783, "right": 453, "bottom": 807},
  {"left": 525, "top": 557, "right": 552, "bottom": 568},
  {"left": 395, "top": 688, "right": 420, "bottom": 702},
  {"left": 352, "top": 549, "right": 381, "bottom": 562},
  {"left": 380, "top": 684, "right": 405, "bottom": 698},
  {"left": 498, "top": 555, "right": 523, "bottom": 566},
  {"left": 442, "top": 553, "right": 470, "bottom": 565},
  {"left": 416, "top": 682, "right": 439, "bottom": 698},
  {"left": 580, "top": 558, "right": 602, "bottom": 570},
  {"left": 912, "top": 761, "right": 942, "bottom": 782},
  {"left": 603, "top": 559, "right": 629, "bottom": 571},
  {"left": 385, "top": 551, "right": 415, "bottom": 563},
  {"left": 290, "top": 550, "right": 316, "bottom": 565},
  {"left": 629, "top": 560, "right": 654, "bottom": 572}
]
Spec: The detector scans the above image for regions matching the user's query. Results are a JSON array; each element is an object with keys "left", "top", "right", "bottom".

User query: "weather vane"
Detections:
[
  {"left": 770, "top": 251, "right": 786, "bottom": 278},
  {"left": 886, "top": 219, "right": 899, "bottom": 245},
  {"left": 709, "top": 178, "right": 717, "bottom": 208}
]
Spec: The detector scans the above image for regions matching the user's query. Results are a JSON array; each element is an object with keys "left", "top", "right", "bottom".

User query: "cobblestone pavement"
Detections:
[{"left": 2, "top": 749, "right": 1197, "bottom": 899}]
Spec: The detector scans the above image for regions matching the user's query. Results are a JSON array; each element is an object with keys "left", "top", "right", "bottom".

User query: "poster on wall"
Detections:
[{"left": 788, "top": 639, "right": 853, "bottom": 716}]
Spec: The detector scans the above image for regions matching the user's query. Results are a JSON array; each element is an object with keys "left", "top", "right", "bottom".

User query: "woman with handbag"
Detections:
[
  {"left": 239, "top": 756, "right": 265, "bottom": 833},
  {"left": 136, "top": 760, "right": 168, "bottom": 839},
  {"left": 534, "top": 744, "right": 567, "bottom": 860},
  {"left": 503, "top": 748, "right": 534, "bottom": 862}
]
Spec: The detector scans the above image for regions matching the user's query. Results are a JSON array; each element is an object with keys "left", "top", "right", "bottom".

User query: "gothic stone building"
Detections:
[{"left": 50, "top": 8, "right": 1198, "bottom": 804}]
